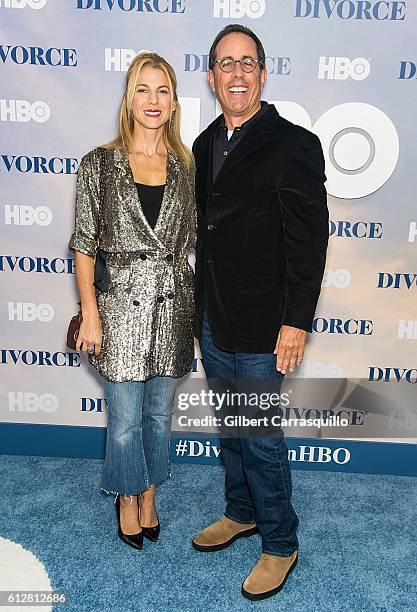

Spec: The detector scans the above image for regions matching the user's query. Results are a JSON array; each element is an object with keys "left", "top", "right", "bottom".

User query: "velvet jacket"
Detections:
[{"left": 193, "top": 104, "right": 329, "bottom": 353}]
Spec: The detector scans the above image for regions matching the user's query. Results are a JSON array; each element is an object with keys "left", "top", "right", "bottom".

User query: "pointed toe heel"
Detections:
[
  {"left": 115, "top": 495, "right": 143, "bottom": 550},
  {"left": 138, "top": 493, "right": 160, "bottom": 542},
  {"left": 142, "top": 521, "right": 160, "bottom": 543},
  {"left": 118, "top": 527, "right": 144, "bottom": 550}
]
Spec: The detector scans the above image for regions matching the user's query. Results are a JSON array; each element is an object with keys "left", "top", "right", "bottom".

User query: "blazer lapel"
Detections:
[
  {"left": 153, "top": 152, "right": 177, "bottom": 240},
  {"left": 113, "top": 146, "right": 170, "bottom": 248},
  {"left": 195, "top": 116, "right": 218, "bottom": 204},
  {"left": 205, "top": 120, "right": 215, "bottom": 192}
]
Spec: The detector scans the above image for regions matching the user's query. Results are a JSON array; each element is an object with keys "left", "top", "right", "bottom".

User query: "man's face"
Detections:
[{"left": 208, "top": 32, "right": 266, "bottom": 122}]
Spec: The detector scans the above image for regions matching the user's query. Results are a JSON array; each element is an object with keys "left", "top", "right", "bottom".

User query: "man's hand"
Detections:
[{"left": 274, "top": 325, "right": 307, "bottom": 374}]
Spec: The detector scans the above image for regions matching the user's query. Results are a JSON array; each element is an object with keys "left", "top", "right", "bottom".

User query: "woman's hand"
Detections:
[
  {"left": 76, "top": 311, "right": 103, "bottom": 355},
  {"left": 74, "top": 251, "right": 103, "bottom": 355}
]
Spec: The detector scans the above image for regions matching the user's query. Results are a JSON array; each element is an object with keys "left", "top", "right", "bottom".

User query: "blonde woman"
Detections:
[{"left": 69, "top": 52, "right": 195, "bottom": 550}]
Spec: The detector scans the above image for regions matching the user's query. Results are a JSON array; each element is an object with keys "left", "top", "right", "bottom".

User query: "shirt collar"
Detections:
[{"left": 217, "top": 100, "right": 269, "bottom": 136}]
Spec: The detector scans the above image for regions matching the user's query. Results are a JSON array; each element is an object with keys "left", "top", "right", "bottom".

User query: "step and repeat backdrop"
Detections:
[{"left": 1, "top": 0, "right": 416, "bottom": 474}]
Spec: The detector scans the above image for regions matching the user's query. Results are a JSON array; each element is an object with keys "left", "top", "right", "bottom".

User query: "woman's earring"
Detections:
[
  {"left": 129, "top": 110, "right": 134, "bottom": 130},
  {"left": 169, "top": 110, "right": 176, "bottom": 133}
]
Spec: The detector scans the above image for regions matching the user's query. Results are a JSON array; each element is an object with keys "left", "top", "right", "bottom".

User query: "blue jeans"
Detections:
[
  {"left": 101, "top": 377, "right": 178, "bottom": 497},
  {"left": 200, "top": 311, "right": 299, "bottom": 556}
]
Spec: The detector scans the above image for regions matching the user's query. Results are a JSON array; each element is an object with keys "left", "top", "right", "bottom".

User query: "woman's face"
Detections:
[{"left": 131, "top": 65, "right": 175, "bottom": 131}]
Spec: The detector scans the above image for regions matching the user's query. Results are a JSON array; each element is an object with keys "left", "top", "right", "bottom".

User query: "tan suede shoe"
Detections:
[
  {"left": 192, "top": 517, "right": 258, "bottom": 552},
  {"left": 241, "top": 550, "right": 298, "bottom": 600}
]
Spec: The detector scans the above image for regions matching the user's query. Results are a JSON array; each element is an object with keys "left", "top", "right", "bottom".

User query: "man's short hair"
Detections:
[{"left": 208, "top": 24, "right": 266, "bottom": 70}]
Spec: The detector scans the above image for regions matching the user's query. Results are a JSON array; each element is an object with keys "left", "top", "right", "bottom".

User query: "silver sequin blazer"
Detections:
[{"left": 69, "top": 146, "right": 196, "bottom": 382}]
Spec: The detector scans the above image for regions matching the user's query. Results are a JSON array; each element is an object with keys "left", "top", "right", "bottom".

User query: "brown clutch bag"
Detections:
[{"left": 66, "top": 309, "right": 82, "bottom": 350}]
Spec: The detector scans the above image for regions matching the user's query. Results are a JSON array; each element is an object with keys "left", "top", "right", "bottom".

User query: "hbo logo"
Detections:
[
  {"left": 213, "top": 0, "right": 265, "bottom": 19},
  {"left": 9, "top": 392, "right": 58, "bottom": 413},
  {"left": 4, "top": 205, "right": 53, "bottom": 226},
  {"left": 8, "top": 302, "right": 55, "bottom": 322},
  {"left": 0, "top": 99, "right": 50, "bottom": 122},
  {"left": 322, "top": 268, "right": 352, "bottom": 288},
  {"left": 290, "top": 446, "right": 350, "bottom": 465},
  {"left": 297, "top": 361, "right": 344, "bottom": 378},
  {"left": 0, "top": 0, "right": 47, "bottom": 8},
  {"left": 274, "top": 101, "right": 399, "bottom": 199},
  {"left": 104, "top": 47, "right": 150, "bottom": 71},
  {"left": 318, "top": 57, "right": 371, "bottom": 80}
]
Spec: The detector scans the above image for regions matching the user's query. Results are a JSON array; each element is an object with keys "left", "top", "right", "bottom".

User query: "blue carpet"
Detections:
[{"left": 0, "top": 455, "right": 416, "bottom": 611}]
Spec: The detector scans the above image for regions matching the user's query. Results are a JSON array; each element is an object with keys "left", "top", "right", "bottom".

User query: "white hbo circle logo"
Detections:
[
  {"left": 37, "top": 303, "right": 55, "bottom": 322},
  {"left": 322, "top": 268, "right": 351, "bottom": 288},
  {"left": 38, "top": 393, "right": 58, "bottom": 412},
  {"left": 245, "top": 0, "right": 265, "bottom": 18},
  {"left": 31, "top": 100, "right": 50, "bottom": 122},
  {"left": 326, "top": 363, "right": 344, "bottom": 378},
  {"left": 315, "top": 103, "right": 399, "bottom": 199},
  {"left": 349, "top": 58, "right": 370, "bottom": 80},
  {"left": 34, "top": 205, "right": 53, "bottom": 225}
]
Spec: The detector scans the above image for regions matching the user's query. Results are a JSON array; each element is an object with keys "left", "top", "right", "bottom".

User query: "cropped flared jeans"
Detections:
[{"left": 101, "top": 376, "right": 178, "bottom": 498}]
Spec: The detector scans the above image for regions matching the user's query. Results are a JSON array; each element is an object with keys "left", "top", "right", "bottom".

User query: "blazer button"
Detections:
[
  {"left": 165, "top": 253, "right": 173, "bottom": 262},
  {"left": 132, "top": 300, "right": 140, "bottom": 306},
  {"left": 140, "top": 253, "right": 147, "bottom": 260},
  {"left": 167, "top": 292, "right": 174, "bottom": 300},
  {"left": 157, "top": 295, "right": 165, "bottom": 303},
  {"left": 207, "top": 224, "right": 214, "bottom": 230}
]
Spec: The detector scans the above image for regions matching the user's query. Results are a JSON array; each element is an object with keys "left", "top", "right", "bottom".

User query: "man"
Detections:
[{"left": 192, "top": 24, "right": 328, "bottom": 600}]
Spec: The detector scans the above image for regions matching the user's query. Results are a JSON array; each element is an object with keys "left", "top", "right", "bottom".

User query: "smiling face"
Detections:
[
  {"left": 131, "top": 65, "right": 176, "bottom": 131},
  {"left": 208, "top": 32, "right": 266, "bottom": 127}
]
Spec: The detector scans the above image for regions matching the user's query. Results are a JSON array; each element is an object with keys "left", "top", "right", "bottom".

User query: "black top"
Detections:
[
  {"left": 135, "top": 182, "right": 165, "bottom": 230},
  {"left": 212, "top": 100, "right": 270, "bottom": 182}
]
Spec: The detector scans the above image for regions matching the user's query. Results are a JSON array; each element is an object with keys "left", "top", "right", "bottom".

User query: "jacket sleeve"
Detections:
[
  {"left": 278, "top": 131, "right": 329, "bottom": 332},
  {"left": 189, "top": 155, "right": 197, "bottom": 251},
  {"left": 191, "top": 138, "right": 204, "bottom": 252},
  {"left": 68, "top": 148, "right": 101, "bottom": 258}
]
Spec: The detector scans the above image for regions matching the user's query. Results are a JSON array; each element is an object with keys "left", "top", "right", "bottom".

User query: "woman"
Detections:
[{"left": 69, "top": 52, "right": 195, "bottom": 550}]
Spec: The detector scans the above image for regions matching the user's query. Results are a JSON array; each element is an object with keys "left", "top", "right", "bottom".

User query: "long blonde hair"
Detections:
[{"left": 104, "top": 52, "right": 193, "bottom": 170}]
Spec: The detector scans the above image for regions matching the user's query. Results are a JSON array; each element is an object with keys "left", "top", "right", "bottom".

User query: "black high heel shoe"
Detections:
[
  {"left": 139, "top": 494, "right": 160, "bottom": 543},
  {"left": 142, "top": 521, "right": 160, "bottom": 543},
  {"left": 115, "top": 495, "right": 143, "bottom": 550}
]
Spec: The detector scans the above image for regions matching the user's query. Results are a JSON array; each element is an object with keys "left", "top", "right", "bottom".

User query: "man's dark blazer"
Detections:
[{"left": 193, "top": 104, "right": 329, "bottom": 354}]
